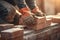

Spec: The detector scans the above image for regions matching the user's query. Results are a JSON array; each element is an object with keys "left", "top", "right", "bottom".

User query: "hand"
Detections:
[
  {"left": 32, "top": 7, "right": 45, "bottom": 17},
  {"left": 34, "top": 11, "right": 45, "bottom": 17},
  {"left": 19, "top": 13, "right": 36, "bottom": 25}
]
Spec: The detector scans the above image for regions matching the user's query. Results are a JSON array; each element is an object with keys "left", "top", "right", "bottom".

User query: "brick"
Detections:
[
  {"left": 1, "top": 28, "right": 24, "bottom": 40},
  {"left": 24, "top": 30, "right": 34, "bottom": 35},
  {"left": 5, "top": 36, "right": 23, "bottom": 40},
  {"left": 33, "top": 16, "right": 46, "bottom": 30},
  {"left": 33, "top": 22, "right": 46, "bottom": 30},
  {"left": 0, "top": 24, "right": 14, "bottom": 33},
  {"left": 24, "top": 33, "right": 37, "bottom": 40},
  {"left": 52, "top": 16, "right": 60, "bottom": 23},
  {"left": 46, "top": 19, "right": 52, "bottom": 27},
  {"left": 14, "top": 25, "right": 25, "bottom": 29},
  {"left": 50, "top": 33, "right": 57, "bottom": 40},
  {"left": 37, "top": 23, "right": 60, "bottom": 40}
]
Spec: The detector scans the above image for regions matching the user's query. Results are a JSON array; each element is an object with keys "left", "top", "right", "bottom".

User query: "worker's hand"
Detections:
[
  {"left": 24, "top": 15, "right": 36, "bottom": 25},
  {"left": 32, "top": 7, "right": 45, "bottom": 17},
  {"left": 19, "top": 12, "right": 36, "bottom": 25},
  {"left": 34, "top": 10, "right": 45, "bottom": 17}
]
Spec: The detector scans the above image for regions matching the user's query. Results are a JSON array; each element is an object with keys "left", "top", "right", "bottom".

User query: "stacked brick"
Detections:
[
  {"left": 0, "top": 24, "right": 14, "bottom": 33},
  {"left": 1, "top": 28, "right": 24, "bottom": 40}
]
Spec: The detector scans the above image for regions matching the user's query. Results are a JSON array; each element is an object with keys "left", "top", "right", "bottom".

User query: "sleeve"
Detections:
[
  {"left": 14, "top": 0, "right": 26, "bottom": 9},
  {"left": 25, "top": 0, "right": 36, "bottom": 10},
  {"left": 0, "top": 2, "right": 8, "bottom": 19},
  {"left": 0, "top": 18, "right": 9, "bottom": 24},
  {"left": 4, "top": 0, "right": 16, "bottom": 6}
]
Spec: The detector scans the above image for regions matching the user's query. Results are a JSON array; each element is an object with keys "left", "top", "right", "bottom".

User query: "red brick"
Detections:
[
  {"left": 46, "top": 19, "right": 52, "bottom": 27},
  {"left": 33, "top": 16, "right": 46, "bottom": 30},
  {"left": 52, "top": 18, "right": 60, "bottom": 23},
  {"left": 14, "top": 25, "right": 25, "bottom": 28},
  {"left": 0, "top": 24, "right": 14, "bottom": 33},
  {"left": 1, "top": 28, "right": 24, "bottom": 40},
  {"left": 52, "top": 16, "right": 60, "bottom": 23}
]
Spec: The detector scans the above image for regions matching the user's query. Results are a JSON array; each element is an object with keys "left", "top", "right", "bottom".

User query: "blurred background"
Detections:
[{"left": 36, "top": 0, "right": 60, "bottom": 15}]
